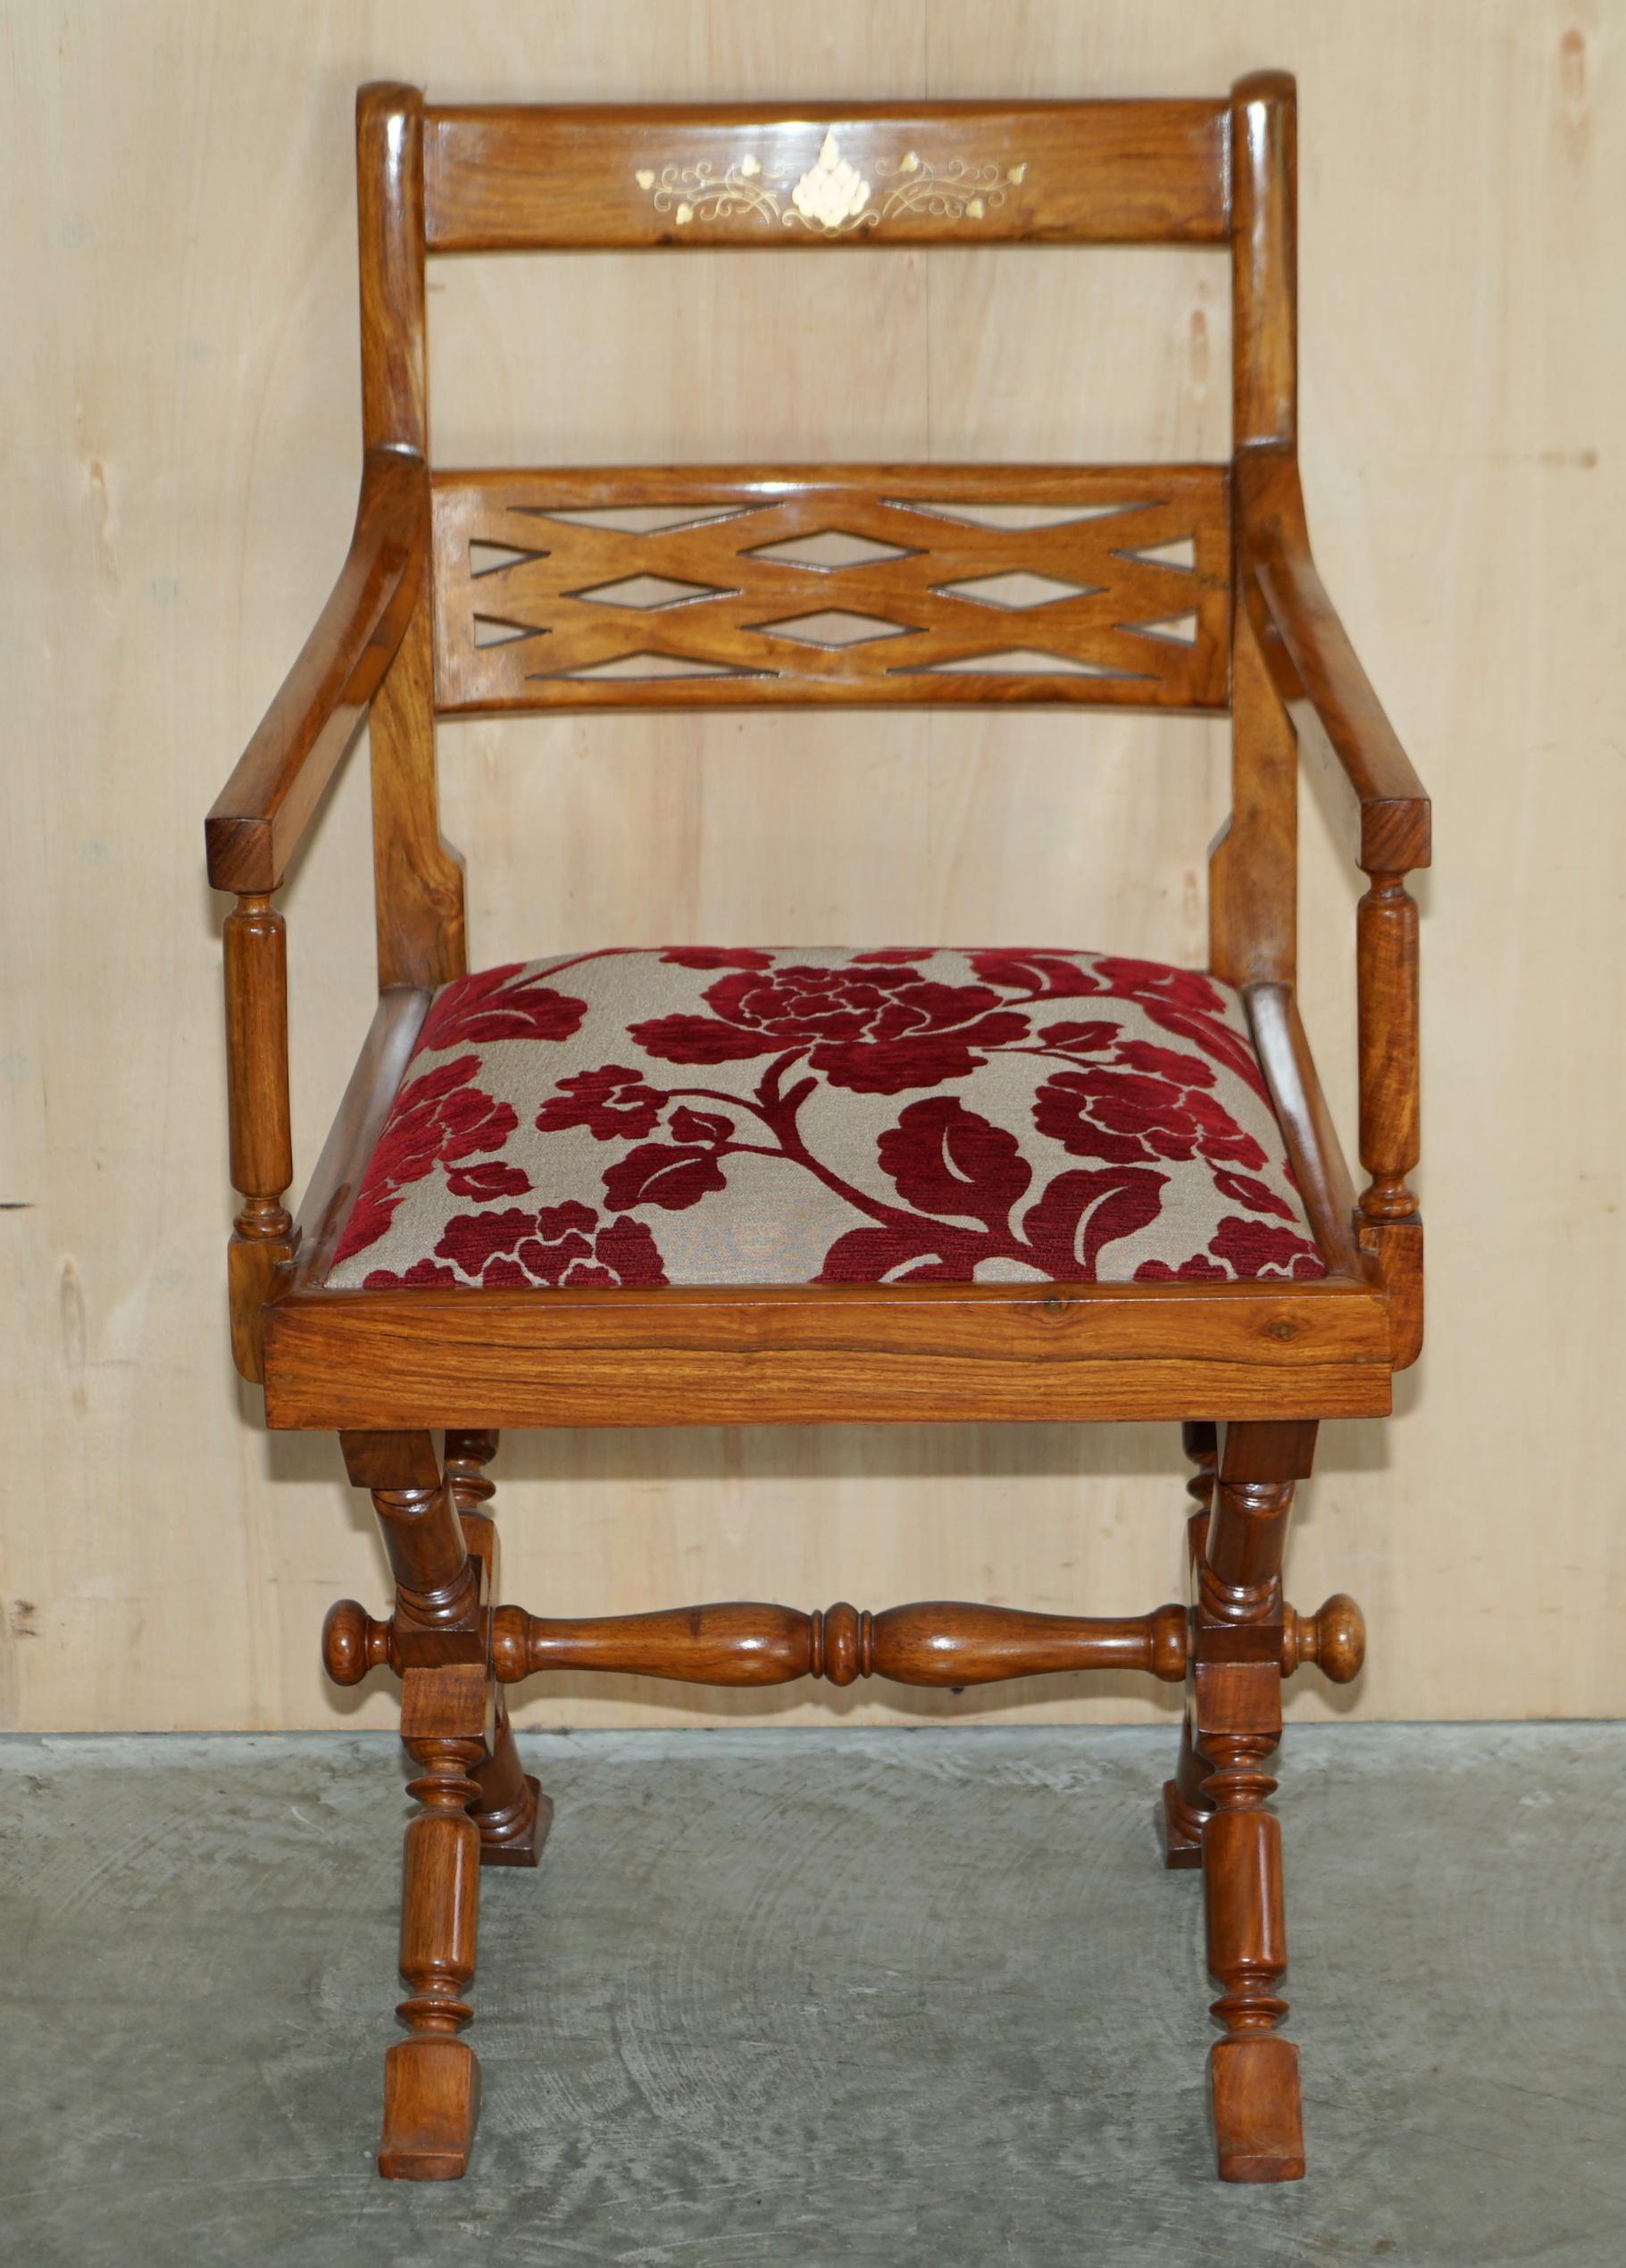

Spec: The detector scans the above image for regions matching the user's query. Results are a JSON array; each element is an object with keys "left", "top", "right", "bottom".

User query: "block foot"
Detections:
[
  {"left": 477, "top": 1772, "right": 552, "bottom": 1869},
  {"left": 1160, "top": 1777, "right": 1206, "bottom": 1870},
  {"left": 379, "top": 2037, "right": 480, "bottom": 2180},
  {"left": 1209, "top": 2034, "right": 1305, "bottom": 2183}
]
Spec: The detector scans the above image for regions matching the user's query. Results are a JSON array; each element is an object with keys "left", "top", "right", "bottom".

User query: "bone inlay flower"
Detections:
[
  {"left": 790, "top": 132, "right": 871, "bottom": 230},
  {"left": 634, "top": 138, "right": 1026, "bottom": 235}
]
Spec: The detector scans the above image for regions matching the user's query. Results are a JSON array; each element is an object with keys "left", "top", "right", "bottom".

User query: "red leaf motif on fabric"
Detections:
[
  {"left": 1091, "top": 956, "right": 1226, "bottom": 1017},
  {"left": 816, "top": 1222, "right": 985, "bottom": 1285},
  {"left": 1038, "top": 1019, "right": 1121, "bottom": 1052},
  {"left": 332, "top": 1056, "right": 517, "bottom": 1263},
  {"left": 436, "top": 1207, "right": 543, "bottom": 1277},
  {"left": 877, "top": 1096, "right": 1031, "bottom": 1228},
  {"left": 361, "top": 1259, "right": 461, "bottom": 1288},
  {"left": 429, "top": 1199, "right": 667, "bottom": 1287},
  {"left": 668, "top": 1105, "right": 736, "bottom": 1146},
  {"left": 968, "top": 951, "right": 1102, "bottom": 998},
  {"left": 1022, "top": 1167, "right": 1168, "bottom": 1280},
  {"left": 633, "top": 963, "right": 1030, "bottom": 1092},
  {"left": 811, "top": 1013, "right": 1030, "bottom": 1095},
  {"left": 625, "top": 1013, "right": 782, "bottom": 1065},
  {"left": 536, "top": 1064, "right": 667, "bottom": 1141},
  {"left": 659, "top": 947, "right": 775, "bottom": 970},
  {"left": 446, "top": 1160, "right": 533, "bottom": 1201},
  {"left": 415, "top": 963, "right": 588, "bottom": 1051},
  {"left": 1207, "top": 1213, "right": 1325, "bottom": 1280},
  {"left": 602, "top": 1143, "right": 729, "bottom": 1213},
  {"left": 1134, "top": 1255, "right": 1229, "bottom": 1282},
  {"left": 1112, "top": 1038, "right": 1216, "bottom": 1087},
  {"left": 1210, "top": 1168, "right": 1296, "bottom": 1222}
]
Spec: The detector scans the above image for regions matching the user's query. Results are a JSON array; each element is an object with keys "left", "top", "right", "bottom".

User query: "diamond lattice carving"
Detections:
[
  {"left": 744, "top": 529, "right": 916, "bottom": 570},
  {"left": 933, "top": 571, "right": 1103, "bottom": 610},
  {"left": 752, "top": 611, "right": 914, "bottom": 647},
  {"left": 432, "top": 469, "right": 1230, "bottom": 711},
  {"left": 569, "top": 573, "right": 733, "bottom": 610}
]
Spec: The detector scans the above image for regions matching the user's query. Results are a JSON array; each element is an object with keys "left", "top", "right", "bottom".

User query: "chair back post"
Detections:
[
  {"left": 1209, "top": 71, "right": 1298, "bottom": 989},
  {"left": 356, "top": 83, "right": 466, "bottom": 996}
]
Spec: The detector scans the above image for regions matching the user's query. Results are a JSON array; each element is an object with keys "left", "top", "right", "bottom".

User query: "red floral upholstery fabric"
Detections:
[{"left": 328, "top": 949, "right": 1326, "bottom": 1290}]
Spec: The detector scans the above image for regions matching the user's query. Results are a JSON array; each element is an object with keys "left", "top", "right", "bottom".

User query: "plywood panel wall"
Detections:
[{"left": 3, "top": 1, "right": 1622, "bottom": 1730}]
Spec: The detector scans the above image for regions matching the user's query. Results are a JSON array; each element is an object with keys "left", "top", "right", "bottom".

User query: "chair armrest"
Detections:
[
  {"left": 1236, "top": 451, "right": 1430, "bottom": 877},
  {"left": 204, "top": 447, "right": 428, "bottom": 892}
]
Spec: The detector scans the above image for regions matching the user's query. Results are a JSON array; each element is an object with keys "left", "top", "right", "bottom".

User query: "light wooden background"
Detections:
[{"left": 4, "top": 2, "right": 1622, "bottom": 1732}]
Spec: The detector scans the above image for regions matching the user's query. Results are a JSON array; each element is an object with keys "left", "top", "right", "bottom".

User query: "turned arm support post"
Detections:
[
  {"left": 222, "top": 892, "right": 296, "bottom": 1381},
  {"left": 206, "top": 451, "right": 428, "bottom": 1380},
  {"left": 1235, "top": 449, "right": 1429, "bottom": 1365}
]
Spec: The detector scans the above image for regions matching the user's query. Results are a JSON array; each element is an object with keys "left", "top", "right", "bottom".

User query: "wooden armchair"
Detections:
[{"left": 205, "top": 76, "right": 1427, "bottom": 2186}]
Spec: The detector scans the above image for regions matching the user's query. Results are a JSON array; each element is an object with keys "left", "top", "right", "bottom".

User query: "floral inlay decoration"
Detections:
[{"left": 634, "top": 133, "right": 1028, "bottom": 237}]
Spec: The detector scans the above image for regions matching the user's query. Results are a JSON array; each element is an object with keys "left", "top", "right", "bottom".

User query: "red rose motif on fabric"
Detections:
[
  {"left": 326, "top": 948, "right": 1329, "bottom": 1293},
  {"left": 1206, "top": 1213, "right": 1324, "bottom": 1280},
  {"left": 374, "top": 1201, "right": 669, "bottom": 1288},
  {"left": 415, "top": 963, "right": 588, "bottom": 1053},
  {"left": 632, "top": 963, "right": 1029, "bottom": 1093},
  {"left": 333, "top": 1056, "right": 518, "bottom": 1263},
  {"left": 1133, "top": 1254, "right": 1229, "bottom": 1283},
  {"left": 1034, "top": 1051, "right": 1267, "bottom": 1172},
  {"left": 536, "top": 1064, "right": 668, "bottom": 1142},
  {"left": 971, "top": 950, "right": 1266, "bottom": 1103}
]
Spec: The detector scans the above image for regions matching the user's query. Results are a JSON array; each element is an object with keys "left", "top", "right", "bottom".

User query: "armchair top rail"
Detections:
[{"left": 421, "top": 98, "right": 1232, "bottom": 253}]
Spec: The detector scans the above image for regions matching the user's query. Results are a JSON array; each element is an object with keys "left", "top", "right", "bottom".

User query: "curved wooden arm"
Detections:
[
  {"left": 204, "top": 446, "right": 428, "bottom": 891},
  {"left": 1237, "top": 450, "right": 1430, "bottom": 877}
]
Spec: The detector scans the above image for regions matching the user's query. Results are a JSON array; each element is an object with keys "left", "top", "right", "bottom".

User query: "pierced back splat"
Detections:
[{"left": 431, "top": 466, "right": 1230, "bottom": 711}]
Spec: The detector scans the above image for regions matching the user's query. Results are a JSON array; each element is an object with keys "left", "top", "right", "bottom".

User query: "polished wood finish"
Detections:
[
  {"left": 264, "top": 1274, "right": 1394, "bottom": 1433},
  {"left": 431, "top": 464, "right": 1230, "bottom": 713},
  {"left": 222, "top": 893, "right": 296, "bottom": 1381},
  {"left": 204, "top": 450, "right": 428, "bottom": 895},
  {"left": 211, "top": 70, "right": 1428, "bottom": 2187},
  {"left": 357, "top": 84, "right": 466, "bottom": 992},
  {"left": 1237, "top": 456, "right": 1430, "bottom": 879},
  {"left": 329, "top": 1581, "right": 1360, "bottom": 1697},
  {"left": 422, "top": 100, "right": 1231, "bottom": 253},
  {"left": 488, "top": 1598, "right": 1192, "bottom": 1688},
  {"left": 1162, "top": 1421, "right": 1218, "bottom": 1868},
  {"left": 448, "top": 1430, "right": 552, "bottom": 1868},
  {"left": 1191, "top": 1418, "right": 1311, "bottom": 2183},
  {"left": 381, "top": 1659, "right": 487, "bottom": 2179}
]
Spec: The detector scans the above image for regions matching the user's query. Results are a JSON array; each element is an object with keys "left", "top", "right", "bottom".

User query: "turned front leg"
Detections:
[
  {"left": 1194, "top": 1419, "right": 1316, "bottom": 2184},
  {"left": 445, "top": 1430, "right": 552, "bottom": 1868},
  {"left": 380, "top": 1663, "right": 488, "bottom": 2180},
  {"left": 340, "top": 1432, "right": 488, "bottom": 2181},
  {"left": 1162, "top": 1422, "right": 1218, "bottom": 1868}
]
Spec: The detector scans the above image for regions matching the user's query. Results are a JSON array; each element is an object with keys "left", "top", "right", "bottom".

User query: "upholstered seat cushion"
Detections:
[{"left": 328, "top": 948, "right": 1326, "bottom": 1290}]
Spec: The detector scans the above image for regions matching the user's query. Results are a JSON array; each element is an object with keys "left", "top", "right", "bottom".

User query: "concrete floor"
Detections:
[{"left": 2, "top": 1725, "right": 1622, "bottom": 2267}]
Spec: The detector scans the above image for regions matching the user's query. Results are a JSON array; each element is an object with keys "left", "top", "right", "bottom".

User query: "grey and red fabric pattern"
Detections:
[{"left": 327, "top": 948, "right": 1326, "bottom": 1290}]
